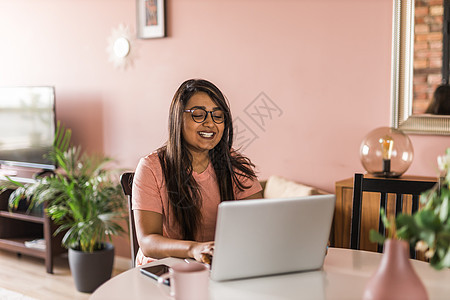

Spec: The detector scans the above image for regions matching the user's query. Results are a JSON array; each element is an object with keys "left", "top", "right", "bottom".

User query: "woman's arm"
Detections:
[{"left": 134, "top": 209, "right": 214, "bottom": 263}]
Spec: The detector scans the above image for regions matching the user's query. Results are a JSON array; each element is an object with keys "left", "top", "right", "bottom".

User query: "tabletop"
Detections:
[{"left": 90, "top": 247, "right": 450, "bottom": 300}]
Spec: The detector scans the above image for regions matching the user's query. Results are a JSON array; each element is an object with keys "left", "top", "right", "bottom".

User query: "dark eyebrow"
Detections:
[{"left": 189, "top": 105, "right": 221, "bottom": 111}]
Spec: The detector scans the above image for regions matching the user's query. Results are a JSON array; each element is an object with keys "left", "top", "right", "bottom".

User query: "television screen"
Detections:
[{"left": 0, "top": 86, "right": 56, "bottom": 170}]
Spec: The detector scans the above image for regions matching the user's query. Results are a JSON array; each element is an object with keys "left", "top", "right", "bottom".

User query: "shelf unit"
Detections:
[{"left": 0, "top": 185, "right": 66, "bottom": 274}]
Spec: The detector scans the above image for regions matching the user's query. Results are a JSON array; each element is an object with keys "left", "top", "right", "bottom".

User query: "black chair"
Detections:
[
  {"left": 120, "top": 172, "right": 139, "bottom": 267},
  {"left": 350, "top": 173, "right": 438, "bottom": 258}
]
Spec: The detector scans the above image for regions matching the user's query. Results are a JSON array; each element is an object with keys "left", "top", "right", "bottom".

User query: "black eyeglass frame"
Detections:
[{"left": 184, "top": 108, "right": 225, "bottom": 124}]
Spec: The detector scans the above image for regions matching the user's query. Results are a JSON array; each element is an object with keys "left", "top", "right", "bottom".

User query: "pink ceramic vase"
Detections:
[{"left": 363, "top": 239, "right": 428, "bottom": 300}]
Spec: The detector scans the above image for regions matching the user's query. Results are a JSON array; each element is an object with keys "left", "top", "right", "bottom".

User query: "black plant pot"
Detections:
[{"left": 68, "top": 242, "right": 115, "bottom": 293}]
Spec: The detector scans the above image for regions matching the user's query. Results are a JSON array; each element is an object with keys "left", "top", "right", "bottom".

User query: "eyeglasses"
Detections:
[{"left": 184, "top": 108, "right": 225, "bottom": 124}]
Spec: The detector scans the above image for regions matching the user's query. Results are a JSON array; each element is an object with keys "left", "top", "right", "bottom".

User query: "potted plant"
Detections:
[
  {"left": 8, "top": 122, "right": 127, "bottom": 293},
  {"left": 370, "top": 148, "right": 450, "bottom": 270},
  {"left": 364, "top": 148, "right": 450, "bottom": 300}
]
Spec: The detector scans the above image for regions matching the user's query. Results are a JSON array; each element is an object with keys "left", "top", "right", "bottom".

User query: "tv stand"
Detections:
[{"left": 0, "top": 168, "right": 65, "bottom": 274}]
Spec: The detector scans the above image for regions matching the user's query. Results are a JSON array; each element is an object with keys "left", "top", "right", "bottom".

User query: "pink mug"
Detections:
[{"left": 158, "top": 262, "right": 210, "bottom": 300}]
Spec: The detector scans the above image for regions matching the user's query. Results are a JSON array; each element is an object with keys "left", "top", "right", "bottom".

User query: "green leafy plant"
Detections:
[
  {"left": 6, "top": 122, "right": 127, "bottom": 252},
  {"left": 370, "top": 148, "right": 450, "bottom": 270}
]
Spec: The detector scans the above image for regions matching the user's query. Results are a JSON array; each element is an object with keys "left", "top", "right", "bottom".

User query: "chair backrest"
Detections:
[
  {"left": 350, "top": 173, "right": 438, "bottom": 258},
  {"left": 120, "top": 172, "right": 139, "bottom": 267}
]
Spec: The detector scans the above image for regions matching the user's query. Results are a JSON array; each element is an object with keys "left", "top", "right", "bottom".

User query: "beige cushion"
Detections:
[{"left": 263, "top": 175, "right": 317, "bottom": 199}]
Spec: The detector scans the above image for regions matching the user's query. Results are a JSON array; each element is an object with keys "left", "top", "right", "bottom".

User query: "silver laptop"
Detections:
[{"left": 210, "top": 194, "right": 336, "bottom": 281}]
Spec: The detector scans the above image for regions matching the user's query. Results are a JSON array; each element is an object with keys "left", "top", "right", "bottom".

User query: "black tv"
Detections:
[{"left": 0, "top": 86, "right": 56, "bottom": 170}]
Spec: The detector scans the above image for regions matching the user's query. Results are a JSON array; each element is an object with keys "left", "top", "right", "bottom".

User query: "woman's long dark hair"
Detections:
[
  {"left": 425, "top": 84, "right": 450, "bottom": 115},
  {"left": 157, "top": 79, "right": 257, "bottom": 240}
]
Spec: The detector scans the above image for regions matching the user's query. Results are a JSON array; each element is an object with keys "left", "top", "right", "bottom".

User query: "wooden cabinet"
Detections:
[
  {"left": 0, "top": 185, "right": 65, "bottom": 274},
  {"left": 333, "top": 175, "right": 437, "bottom": 253}
]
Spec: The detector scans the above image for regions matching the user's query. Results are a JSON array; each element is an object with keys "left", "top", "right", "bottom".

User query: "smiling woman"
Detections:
[
  {"left": 131, "top": 79, "right": 263, "bottom": 267},
  {"left": 182, "top": 92, "right": 225, "bottom": 165}
]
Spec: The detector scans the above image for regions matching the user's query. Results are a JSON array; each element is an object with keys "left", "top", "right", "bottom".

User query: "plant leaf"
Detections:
[
  {"left": 369, "top": 229, "right": 386, "bottom": 245},
  {"left": 440, "top": 194, "right": 449, "bottom": 223},
  {"left": 415, "top": 209, "right": 441, "bottom": 231},
  {"left": 396, "top": 214, "right": 418, "bottom": 241}
]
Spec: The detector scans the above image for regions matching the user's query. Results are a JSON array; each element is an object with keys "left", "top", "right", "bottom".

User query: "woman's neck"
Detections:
[{"left": 191, "top": 152, "right": 210, "bottom": 174}]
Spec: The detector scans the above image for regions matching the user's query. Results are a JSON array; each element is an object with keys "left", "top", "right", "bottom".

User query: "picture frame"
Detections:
[{"left": 136, "top": 0, "right": 166, "bottom": 39}]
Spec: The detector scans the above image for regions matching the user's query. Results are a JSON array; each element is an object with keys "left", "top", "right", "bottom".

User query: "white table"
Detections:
[{"left": 90, "top": 248, "right": 450, "bottom": 300}]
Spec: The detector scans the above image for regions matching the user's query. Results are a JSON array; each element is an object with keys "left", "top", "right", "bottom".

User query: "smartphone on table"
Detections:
[{"left": 140, "top": 264, "right": 171, "bottom": 286}]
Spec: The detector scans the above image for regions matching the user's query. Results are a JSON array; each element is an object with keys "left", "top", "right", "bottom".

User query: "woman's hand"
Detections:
[
  {"left": 190, "top": 241, "right": 214, "bottom": 264},
  {"left": 135, "top": 210, "right": 216, "bottom": 263}
]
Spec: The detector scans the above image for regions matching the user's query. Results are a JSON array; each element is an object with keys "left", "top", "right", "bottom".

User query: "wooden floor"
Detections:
[{"left": 0, "top": 249, "right": 129, "bottom": 300}]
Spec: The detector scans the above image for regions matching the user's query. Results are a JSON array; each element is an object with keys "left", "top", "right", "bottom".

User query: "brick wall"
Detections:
[{"left": 413, "top": 0, "right": 444, "bottom": 114}]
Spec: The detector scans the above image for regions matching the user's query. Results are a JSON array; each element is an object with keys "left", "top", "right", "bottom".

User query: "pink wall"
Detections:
[{"left": 1, "top": 0, "right": 449, "bottom": 257}]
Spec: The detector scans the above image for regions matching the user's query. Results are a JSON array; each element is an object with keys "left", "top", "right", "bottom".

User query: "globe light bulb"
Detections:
[
  {"left": 360, "top": 127, "right": 413, "bottom": 178},
  {"left": 379, "top": 135, "right": 394, "bottom": 174},
  {"left": 380, "top": 135, "right": 394, "bottom": 160}
]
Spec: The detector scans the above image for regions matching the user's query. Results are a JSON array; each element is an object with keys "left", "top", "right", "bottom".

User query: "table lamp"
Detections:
[{"left": 359, "top": 127, "right": 414, "bottom": 178}]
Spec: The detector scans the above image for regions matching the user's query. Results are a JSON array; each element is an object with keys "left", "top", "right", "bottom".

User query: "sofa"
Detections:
[{"left": 260, "top": 175, "right": 329, "bottom": 199}]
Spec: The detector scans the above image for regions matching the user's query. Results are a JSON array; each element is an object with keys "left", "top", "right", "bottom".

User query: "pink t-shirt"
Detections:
[{"left": 132, "top": 152, "right": 262, "bottom": 265}]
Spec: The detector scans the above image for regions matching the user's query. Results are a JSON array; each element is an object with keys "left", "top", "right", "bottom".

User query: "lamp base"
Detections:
[{"left": 371, "top": 171, "right": 402, "bottom": 178}]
